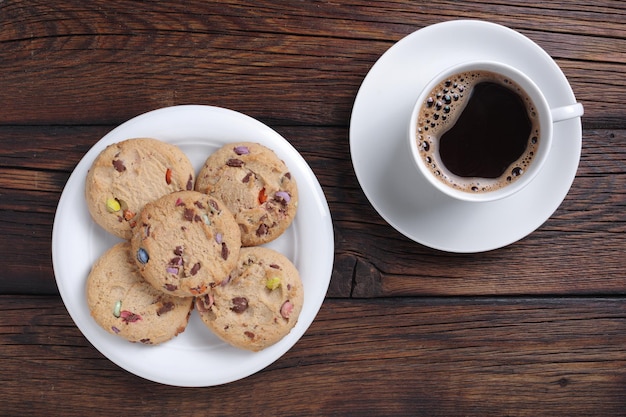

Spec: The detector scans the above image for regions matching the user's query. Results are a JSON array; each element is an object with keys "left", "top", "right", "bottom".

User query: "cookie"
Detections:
[
  {"left": 130, "top": 190, "right": 241, "bottom": 298},
  {"left": 85, "top": 138, "right": 195, "bottom": 240},
  {"left": 86, "top": 241, "right": 193, "bottom": 345},
  {"left": 196, "top": 247, "right": 304, "bottom": 351},
  {"left": 194, "top": 142, "right": 298, "bottom": 246}
]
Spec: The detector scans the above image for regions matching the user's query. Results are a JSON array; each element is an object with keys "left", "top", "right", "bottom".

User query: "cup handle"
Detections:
[{"left": 551, "top": 102, "right": 584, "bottom": 122}]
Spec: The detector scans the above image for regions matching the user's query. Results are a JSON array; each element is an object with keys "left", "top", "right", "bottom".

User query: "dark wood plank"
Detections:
[
  {"left": 1, "top": 295, "right": 626, "bottom": 416},
  {"left": 0, "top": 1, "right": 624, "bottom": 127},
  {"left": 0, "top": 125, "right": 104, "bottom": 172},
  {"left": 1, "top": 1, "right": 625, "bottom": 415}
]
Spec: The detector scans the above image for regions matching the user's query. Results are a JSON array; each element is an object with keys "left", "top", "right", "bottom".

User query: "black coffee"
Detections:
[{"left": 416, "top": 70, "right": 540, "bottom": 193}]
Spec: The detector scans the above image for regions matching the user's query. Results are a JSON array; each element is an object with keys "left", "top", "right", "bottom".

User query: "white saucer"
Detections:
[
  {"left": 349, "top": 20, "right": 582, "bottom": 253},
  {"left": 52, "top": 105, "right": 334, "bottom": 386}
]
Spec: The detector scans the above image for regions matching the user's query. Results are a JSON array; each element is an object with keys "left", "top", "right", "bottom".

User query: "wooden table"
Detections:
[{"left": 2, "top": 1, "right": 625, "bottom": 416}]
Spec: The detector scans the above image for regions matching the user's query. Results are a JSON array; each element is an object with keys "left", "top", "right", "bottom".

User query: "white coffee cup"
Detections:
[{"left": 408, "top": 61, "right": 584, "bottom": 203}]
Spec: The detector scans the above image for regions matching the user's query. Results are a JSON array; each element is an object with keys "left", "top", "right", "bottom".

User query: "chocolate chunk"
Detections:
[
  {"left": 112, "top": 159, "right": 126, "bottom": 172},
  {"left": 231, "top": 297, "right": 248, "bottom": 313},
  {"left": 226, "top": 158, "right": 244, "bottom": 167},
  {"left": 256, "top": 223, "right": 269, "bottom": 237},
  {"left": 195, "top": 294, "right": 213, "bottom": 313},
  {"left": 183, "top": 208, "right": 195, "bottom": 221},
  {"left": 156, "top": 301, "right": 175, "bottom": 316}
]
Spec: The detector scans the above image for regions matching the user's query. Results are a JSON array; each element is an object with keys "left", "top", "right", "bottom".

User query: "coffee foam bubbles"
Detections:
[{"left": 415, "top": 70, "right": 540, "bottom": 193}]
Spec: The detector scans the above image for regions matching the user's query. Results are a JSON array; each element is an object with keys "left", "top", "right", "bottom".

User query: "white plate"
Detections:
[
  {"left": 52, "top": 105, "right": 334, "bottom": 386},
  {"left": 349, "top": 20, "right": 582, "bottom": 252}
]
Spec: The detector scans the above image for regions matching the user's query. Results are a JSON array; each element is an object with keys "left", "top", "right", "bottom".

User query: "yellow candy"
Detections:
[
  {"left": 266, "top": 276, "right": 281, "bottom": 290},
  {"left": 113, "top": 300, "right": 122, "bottom": 318},
  {"left": 106, "top": 198, "right": 121, "bottom": 212}
]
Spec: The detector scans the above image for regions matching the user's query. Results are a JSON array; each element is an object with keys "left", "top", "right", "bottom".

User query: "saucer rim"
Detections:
[{"left": 349, "top": 19, "right": 583, "bottom": 253}]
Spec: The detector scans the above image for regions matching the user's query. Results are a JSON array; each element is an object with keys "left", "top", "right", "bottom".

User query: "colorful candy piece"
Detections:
[
  {"left": 266, "top": 276, "right": 281, "bottom": 290},
  {"left": 137, "top": 248, "right": 149, "bottom": 264},
  {"left": 106, "top": 198, "right": 121, "bottom": 212}
]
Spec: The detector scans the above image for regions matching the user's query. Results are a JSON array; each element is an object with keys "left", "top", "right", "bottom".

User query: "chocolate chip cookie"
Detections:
[
  {"left": 194, "top": 142, "right": 298, "bottom": 246},
  {"left": 85, "top": 138, "right": 195, "bottom": 240},
  {"left": 130, "top": 190, "right": 241, "bottom": 298},
  {"left": 86, "top": 241, "right": 194, "bottom": 345},
  {"left": 196, "top": 246, "right": 303, "bottom": 351}
]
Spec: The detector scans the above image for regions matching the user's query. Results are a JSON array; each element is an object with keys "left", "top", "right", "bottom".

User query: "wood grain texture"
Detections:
[
  {"left": 0, "top": 1, "right": 624, "bottom": 127},
  {"left": 1, "top": 1, "right": 625, "bottom": 415},
  {"left": 1, "top": 296, "right": 626, "bottom": 416}
]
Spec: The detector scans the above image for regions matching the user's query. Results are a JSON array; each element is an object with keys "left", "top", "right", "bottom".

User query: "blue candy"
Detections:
[{"left": 137, "top": 248, "right": 149, "bottom": 264}]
